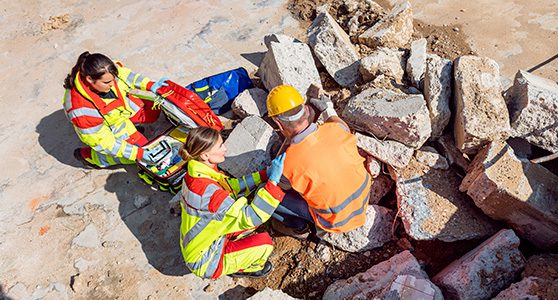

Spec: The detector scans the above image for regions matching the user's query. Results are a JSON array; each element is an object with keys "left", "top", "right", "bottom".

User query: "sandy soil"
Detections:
[{"left": 0, "top": 0, "right": 557, "bottom": 299}]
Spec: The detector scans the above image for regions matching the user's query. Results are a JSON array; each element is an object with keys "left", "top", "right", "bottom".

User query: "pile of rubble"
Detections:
[{"left": 216, "top": 0, "right": 558, "bottom": 298}]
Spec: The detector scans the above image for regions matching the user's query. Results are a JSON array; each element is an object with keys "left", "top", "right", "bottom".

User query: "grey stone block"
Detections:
[
  {"left": 248, "top": 287, "right": 297, "bottom": 300},
  {"left": 231, "top": 88, "right": 268, "bottom": 118},
  {"left": 415, "top": 146, "right": 449, "bottom": 170},
  {"left": 358, "top": 0, "right": 414, "bottom": 49},
  {"left": 360, "top": 47, "right": 406, "bottom": 83},
  {"left": 492, "top": 277, "right": 542, "bottom": 300},
  {"left": 406, "top": 38, "right": 427, "bottom": 89},
  {"left": 424, "top": 54, "right": 452, "bottom": 139},
  {"left": 356, "top": 132, "right": 414, "bottom": 169}
]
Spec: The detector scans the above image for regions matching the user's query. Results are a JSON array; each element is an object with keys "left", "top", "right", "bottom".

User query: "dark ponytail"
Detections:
[{"left": 63, "top": 51, "right": 119, "bottom": 89}]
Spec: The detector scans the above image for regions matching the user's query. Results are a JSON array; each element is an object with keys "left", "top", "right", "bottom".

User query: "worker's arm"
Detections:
[
  {"left": 115, "top": 63, "right": 153, "bottom": 92},
  {"left": 224, "top": 170, "right": 268, "bottom": 198},
  {"left": 306, "top": 84, "right": 350, "bottom": 129}
]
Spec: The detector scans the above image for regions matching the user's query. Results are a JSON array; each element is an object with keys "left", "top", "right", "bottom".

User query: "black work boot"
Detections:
[
  {"left": 73, "top": 148, "right": 99, "bottom": 169},
  {"left": 229, "top": 261, "right": 273, "bottom": 278}
]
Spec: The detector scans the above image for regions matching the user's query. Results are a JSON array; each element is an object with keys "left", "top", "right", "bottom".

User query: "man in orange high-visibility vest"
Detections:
[{"left": 267, "top": 85, "right": 371, "bottom": 236}]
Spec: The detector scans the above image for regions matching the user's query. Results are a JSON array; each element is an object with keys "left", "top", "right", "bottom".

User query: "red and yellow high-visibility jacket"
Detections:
[
  {"left": 62, "top": 62, "right": 154, "bottom": 161},
  {"left": 179, "top": 160, "right": 284, "bottom": 278}
]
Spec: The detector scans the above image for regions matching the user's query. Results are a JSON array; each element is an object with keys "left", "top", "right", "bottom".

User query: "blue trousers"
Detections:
[{"left": 272, "top": 190, "right": 315, "bottom": 229}]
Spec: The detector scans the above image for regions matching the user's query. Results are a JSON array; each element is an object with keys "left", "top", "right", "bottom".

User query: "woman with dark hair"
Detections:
[
  {"left": 62, "top": 51, "right": 168, "bottom": 168},
  {"left": 177, "top": 126, "right": 285, "bottom": 279}
]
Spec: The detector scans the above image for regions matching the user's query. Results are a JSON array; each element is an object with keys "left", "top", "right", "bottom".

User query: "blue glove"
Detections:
[
  {"left": 139, "top": 147, "right": 158, "bottom": 165},
  {"left": 268, "top": 153, "right": 286, "bottom": 183},
  {"left": 150, "top": 77, "right": 170, "bottom": 94}
]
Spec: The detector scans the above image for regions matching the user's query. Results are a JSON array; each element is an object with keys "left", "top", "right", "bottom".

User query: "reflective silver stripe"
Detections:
[
  {"left": 183, "top": 218, "right": 212, "bottom": 245},
  {"left": 125, "top": 72, "right": 136, "bottom": 87},
  {"left": 95, "top": 152, "right": 111, "bottom": 167},
  {"left": 135, "top": 74, "right": 145, "bottom": 89},
  {"left": 63, "top": 90, "right": 73, "bottom": 111},
  {"left": 92, "top": 144, "right": 105, "bottom": 152},
  {"left": 338, "top": 122, "right": 350, "bottom": 133},
  {"left": 252, "top": 193, "right": 276, "bottom": 216},
  {"left": 214, "top": 197, "right": 235, "bottom": 216},
  {"left": 76, "top": 123, "right": 104, "bottom": 135},
  {"left": 245, "top": 206, "right": 263, "bottom": 225},
  {"left": 68, "top": 107, "right": 101, "bottom": 119},
  {"left": 123, "top": 143, "right": 134, "bottom": 158},
  {"left": 203, "top": 239, "right": 225, "bottom": 278},
  {"left": 112, "top": 122, "right": 127, "bottom": 135},
  {"left": 127, "top": 97, "right": 141, "bottom": 112},
  {"left": 236, "top": 177, "right": 247, "bottom": 195},
  {"left": 312, "top": 173, "right": 370, "bottom": 215},
  {"left": 186, "top": 237, "right": 224, "bottom": 273},
  {"left": 315, "top": 192, "right": 370, "bottom": 230},
  {"left": 244, "top": 175, "right": 256, "bottom": 193}
]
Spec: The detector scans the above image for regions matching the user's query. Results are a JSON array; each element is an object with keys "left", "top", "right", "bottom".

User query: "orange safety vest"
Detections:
[{"left": 282, "top": 122, "right": 371, "bottom": 233}]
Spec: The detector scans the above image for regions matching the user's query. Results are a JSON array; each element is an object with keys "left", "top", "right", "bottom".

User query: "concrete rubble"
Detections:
[
  {"left": 393, "top": 157, "right": 499, "bottom": 242},
  {"left": 360, "top": 47, "right": 406, "bottom": 83},
  {"left": 432, "top": 229, "right": 525, "bottom": 300},
  {"left": 356, "top": 132, "right": 414, "bottom": 169},
  {"left": 220, "top": 116, "right": 279, "bottom": 177},
  {"left": 492, "top": 277, "right": 542, "bottom": 300},
  {"left": 508, "top": 70, "right": 558, "bottom": 152},
  {"left": 424, "top": 54, "right": 453, "bottom": 139},
  {"left": 231, "top": 88, "right": 268, "bottom": 118},
  {"left": 259, "top": 34, "right": 322, "bottom": 95},
  {"left": 358, "top": 1, "right": 414, "bottom": 49},
  {"left": 369, "top": 174, "right": 394, "bottom": 205},
  {"left": 320, "top": 205, "right": 394, "bottom": 253},
  {"left": 343, "top": 88, "right": 432, "bottom": 148},
  {"left": 248, "top": 287, "right": 298, "bottom": 300},
  {"left": 406, "top": 38, "right": 427, "bottom": 89},
  {"left": 323, "top": 250, "right": 443, "bottom": 300},
  {"left": 308, "top": 6, "right": 360, "bottom": 87},
  {"left": 435, "top": 134, "right": 470, "bottom": 172},
  {"left": 460, "top": 141, "right": 558, "bottom": 249},
  {"left": 453, "top": 55, "right": 511, "bottom": 154},
  {"left": 415, "top": 146, "right": 449, "bottom": 170}
]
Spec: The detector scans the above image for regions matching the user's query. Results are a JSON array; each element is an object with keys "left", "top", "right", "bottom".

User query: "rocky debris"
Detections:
[
  {"left": 308, "top": 6, "right": 360, "bottom": 87},
  {"left": 406, "top": 38, "right": 427, "bottom": 89},
  {"left": 72, "top": 224, "right": 100, "bottom": 249},
  {"left": 323, "top": 250, "right": 443, "bottom": 300},
  {"left": 359, "top": 47, "right": 406, "bottom": 83},
  {"left": 460, "top": 141, "right": 558, "bottom": 249},
  {"left": 343, "top": 88, "right": 431, "bottom": 148},
  {"left": 393, "top": 157, "right": 499, "bottom": 242},
  {"left": 320, "top": 205, "right": 394, "bottom": 253},
  {"left": 523, "top": 253, "right": 558, "bottom": 280},
  {"left": 432, "top": 229, "right": 525, "bottom": 300},
  {"left": 508, "top": 70, "right": 558, "bottom": 152},
  {"left": 133, "top": 195, "right": 151, "bottom": 209},
  {"left": 259, "top": 35, "right": 322, "bottom": 95},
  {"left": 313, "top": 242, "right": 332, "bottom": 262},
  {"left": 263, "top": 33, "right": 300, "bottom": 49},
  {"left": 356, "top": 133, "right": 414, "bottom": 169},
  {"left": 248, "top": 287, "right": 297, "bottom": 300},
  {"left": 369, "top": 174, "right": 394, "bottom": 205},
  {"left": 366, "top": 156, "right": 382, "bottom": 178},
  {"left": 453, "top": 55, "right": 511, "bottom": 154},
  {"left": 41, "top": 14, "right": 71, "bottom": 33},
  {"left": 415, "top": 146, "right": 449, "bottom": 170},
  {"left": 424, "top": 54, "right": 453, "bottom": 139},
  {"left": 231, "top": 88, "right": 268, "bottom": 118},
  {"left": 220, "top": 116, "right": 279, "bottom": 177},
  {"left": 492, "top": 277, "right": 543, "bottom": 300},
  {"left": 435, "top": 134, "right": 470, "bottom": 172},
  {"left": 358, "top": 1, "right": 414, "bottom": 49}
]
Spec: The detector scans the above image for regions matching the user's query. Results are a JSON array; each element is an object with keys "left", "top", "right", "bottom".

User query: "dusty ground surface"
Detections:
[{"left": 1, "top": 0, "right": 557, "bottom": 299}]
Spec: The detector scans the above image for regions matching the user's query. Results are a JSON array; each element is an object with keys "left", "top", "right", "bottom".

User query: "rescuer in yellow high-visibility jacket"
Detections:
[
  {"left": 62, "top": 51, "right": 169, "bottom": 168},
  {"left": 178, "top": 127, "right": 286, "bottom": 279}
]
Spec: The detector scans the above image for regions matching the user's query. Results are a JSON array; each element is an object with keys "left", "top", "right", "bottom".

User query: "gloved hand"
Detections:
[
  {"left": 150, "top": 77, "right": 170, "bottom": 94},
  {"left": 139, "top": 147, "right": 158, "bottom": 165},
  {"left": 268, "top": 153, "right": 286, "bottom": 184},
  {"left": 309, "top": 94, "right": 337, "bottom": 119}
]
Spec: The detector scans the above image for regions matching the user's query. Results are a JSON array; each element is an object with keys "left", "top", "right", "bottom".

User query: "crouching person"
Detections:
[{"left": 178, "top": 127, "right": 285, "bottom": 279}]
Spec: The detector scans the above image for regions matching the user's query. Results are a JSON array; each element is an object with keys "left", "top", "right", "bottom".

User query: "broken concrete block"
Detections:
[
  {"left": 323, "top": 250, "right": 443, "bottom": 300},
  {"left": 523, "top": 253, "right": 558, "bottom": 281},
  {"left": 308, "top": 7, "right": 360, "bottom": 87},
  {"left": 258, "top": 36, "right": 322, "bottom": 96},
  {"left": 460, "top": 141, "right": 558, "bottom": 250},
  {"left": 415, "top": 146, "right": 449, "bottom": 170},
  {"left": 263, "top": 33, "right": 299, "bottom": 49},
  {"left": 394, "top": 157, "right": 498, "bottom": 242},
  {"left": 509, "top": 70, "right": 558, "bottom": 152},
  {"left": 358, "top": 1, "right": 414, "bottom": 48},
  {"left": 220, "top": 116, "right": 279, "bottom": 177},
  {"left": 248, "top": 287, "right": 297, "bottom": 300},
  {"left": 433, "top": 229, "right": 525, "bottom": 300},
  {"left": 369, "top": 174, "right": 394, "bottom": 205},
  {"left": 356, "top": 133, "right": 414, "bottom": 169},
  {"left": 406, "top": 38, "right": 427, "bottom": 89},
  {"left": 343, "top": 88, "right": 431, "bottom": 148},
  {"left": 72, "top": 224, "right": 100, "bottom": 248},
  {"left": 436, "top": 134, "right": 470, "bottom": 172},
  {"left": 231, "top": 88, "right": 268, "bottom": 118},
  {"left": 453, "top": 55, "right": 511, "bottom": 154},
  {"left": 424, "top": 54, "right": 453, "bottom": 139},
  {"left": 320, "top": 205, "right": 394, "bottom": 253},
  {"left": 360, "top": 47, "right": 405, "bottom": 83},
  {"left": 492, "top": 277, "right": 543, "bottom": 300}
]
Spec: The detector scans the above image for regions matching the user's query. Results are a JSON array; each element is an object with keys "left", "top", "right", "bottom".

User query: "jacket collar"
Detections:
[{"left": 187, "top": 159, "right": 227, "bottom": 181}]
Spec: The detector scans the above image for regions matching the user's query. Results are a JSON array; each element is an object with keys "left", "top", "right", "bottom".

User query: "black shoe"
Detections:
[
  {"left": 271, "top": 218, "right": 310, "bottom": 240},
  {"left": 136, "top": 125, "right": 146, "bottom": 135},
  {"left": 229, "top": 261, "right": 273, "bottom": 278},
  {"left": 73, "top": 148, "right": 99, "bottom": 169}
]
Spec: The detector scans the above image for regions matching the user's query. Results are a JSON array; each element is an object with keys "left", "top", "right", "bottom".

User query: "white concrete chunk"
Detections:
[
  {"left": 308, "top": 7, "right": 360, "bottom": 87},
  {"left": 406, "top": 38, "right": 427, "bottom": 89},
  {"left": 220, "top": 116, "right": 279, "bottom": 177},
  {"left": 453, "top": 55, "right": 510, "bottom": 154},
  {"left": 320, "top": 205, "right": 394, "bottom": 253},
  {"left": 231, "top": 88, "right": 268, "bottom": 118},
  {"left": 509, "top": 70, "right": 558, "bottom": 152},
  {"left": 433, "top": 229, "right": 526, "bottom": 300},
  {"left": 356, "top": 133, "right": 414, "bottom": 169},
  {"left": 358, "top": 1, "right": 414, "bottom": 48},
  {"left": 360, "top": 47, "right": 406, "bottom": 83},
  {"left": 248, "top": 287, "right": 297, "bottom": 300},
  {"left": 424, "top": 54, "right": 453, "bottom": 139},
  {"left": 343, "top": 88, "right": 431, "bottom": 148},
  {"left": 415, "top": 146, "right": 449, "bottom": 170}
]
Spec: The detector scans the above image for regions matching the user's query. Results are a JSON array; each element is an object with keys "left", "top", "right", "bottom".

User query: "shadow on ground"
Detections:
[
  {"left": 36, "top": 109, "right": 84, "bottom": 168},
  {"left": 105, "top": 170, "right": 188, "bottom": 276}
]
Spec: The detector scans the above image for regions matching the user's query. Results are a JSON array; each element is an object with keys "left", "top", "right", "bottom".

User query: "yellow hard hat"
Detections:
[{"left": 266, "top": 85, "right": 305, "bottom": 117}]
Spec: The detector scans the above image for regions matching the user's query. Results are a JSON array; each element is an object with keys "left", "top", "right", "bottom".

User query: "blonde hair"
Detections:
[{"left": 179, "top": 127, "right": 221, "bottom": 161}]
